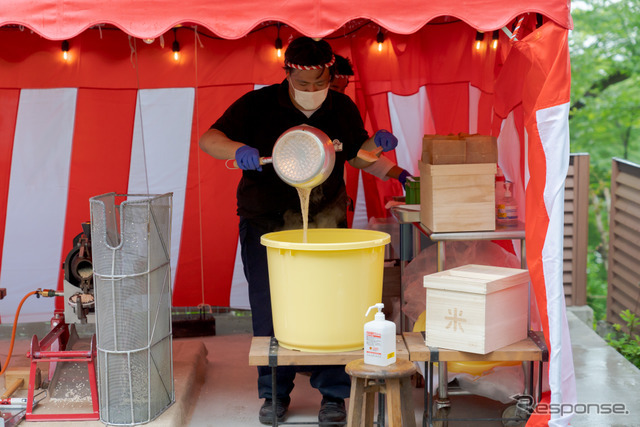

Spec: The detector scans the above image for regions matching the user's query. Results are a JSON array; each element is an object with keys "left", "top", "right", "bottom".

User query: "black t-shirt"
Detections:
[{"left": 211, "top": 80, "right": 369, "bottom": 226}]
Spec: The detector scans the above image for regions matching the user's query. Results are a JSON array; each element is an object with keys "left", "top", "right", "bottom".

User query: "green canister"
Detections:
[{"left": 405, "top": 176, "right": 420, "bottom": 204}]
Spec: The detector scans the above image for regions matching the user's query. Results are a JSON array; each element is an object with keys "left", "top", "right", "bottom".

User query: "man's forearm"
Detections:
[{"left": 199, "top": 128, "right": 245, "bottom": 160}]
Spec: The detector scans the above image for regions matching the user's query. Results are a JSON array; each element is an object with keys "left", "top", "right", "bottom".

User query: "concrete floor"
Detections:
[
  {"left": 565, "top": 310, "right": 640, "bottom": 427},
  {"left": 2, "top": 308, "right": 639, "bottom": 426}
]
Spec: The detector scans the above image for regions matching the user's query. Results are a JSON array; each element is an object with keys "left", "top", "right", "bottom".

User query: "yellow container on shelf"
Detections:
[{"left": 261, "top": 228, "right": 390, "bottom": 352}]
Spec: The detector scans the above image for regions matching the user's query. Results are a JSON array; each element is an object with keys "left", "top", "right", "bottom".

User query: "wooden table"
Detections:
[
  {"left": 248, "top": 335, "right": 409, "bottom": 426},
  {"left": 403, "top": 331, "right": 548, "bottom": 426},
  {"left": 249, "top": 335, "right": 409, "bottom": 366}
]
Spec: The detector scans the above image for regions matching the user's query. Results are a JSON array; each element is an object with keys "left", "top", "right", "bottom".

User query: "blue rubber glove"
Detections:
[
  {"left": 235, "top": 145, "right": 262, "bottom": 171},
  {"left": 398, "top": 169, "right": 411, "bottom": 187},
  {"left": 374, "top": 129, "right": 398, "bottom": 152}
]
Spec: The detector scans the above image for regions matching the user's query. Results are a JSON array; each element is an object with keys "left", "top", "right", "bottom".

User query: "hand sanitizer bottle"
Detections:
[
  {"left": 496, "top": 181, "right": 518, "bottom": 226},
  {"left": 364, "top": 303, "right": 396, "bottom": 366}
]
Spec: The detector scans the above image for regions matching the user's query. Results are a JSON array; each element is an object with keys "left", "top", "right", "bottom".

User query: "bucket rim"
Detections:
[{"left": 260, "top": 228, "right": 390, "bottom": 251}]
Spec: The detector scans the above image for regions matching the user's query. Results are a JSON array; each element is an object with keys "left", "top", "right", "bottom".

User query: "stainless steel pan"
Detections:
[
  {"left": 271, "top": 125, "right": 342, "bottom": 188},
  {"left": 231, "top": 125, "right": 342, "bottom": 189}
]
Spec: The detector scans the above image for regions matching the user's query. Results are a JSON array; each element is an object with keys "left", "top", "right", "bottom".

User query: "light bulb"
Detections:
[
  {"left": 61, "top": 40, "right": 69, "bottom": 61},
  {"left": 172, "top": 28, "right": 180, "bottom": 62},
  {"left": 491, "top": 31, "right": 499, "bottom": 50},
  {"left": 475, "top": 32, "right": 484, "bottom": 51},
  {"left": 376, "top": 29, "right": 384, "bottom": 52},
  {"left": 172, "top": 40, "right": 180, "bottom": 61}
]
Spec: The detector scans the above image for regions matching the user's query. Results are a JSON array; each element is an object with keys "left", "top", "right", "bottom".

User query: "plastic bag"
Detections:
[
  {"left": 455, "top": 365, "right": 524, "bottom": 404},
  {"left": 401, "top": 239, "right": 522, "bottom": 328}
]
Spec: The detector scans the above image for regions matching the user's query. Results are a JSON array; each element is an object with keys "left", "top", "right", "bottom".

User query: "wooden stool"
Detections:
[{"left": 345, "top": 359, "right": 417, "bottom": 427}]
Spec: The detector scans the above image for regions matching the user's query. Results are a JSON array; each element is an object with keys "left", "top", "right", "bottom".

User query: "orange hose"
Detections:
[{"left": 0, "top": 290, "right": 38, "bottom": 376}]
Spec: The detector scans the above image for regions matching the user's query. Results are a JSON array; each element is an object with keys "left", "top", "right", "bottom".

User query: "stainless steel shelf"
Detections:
[
  {"left": 415, "top": 221, "right": 525, "bottom": 241},
  {"left": 389, "top": 204, "right": 421, "bottom": 224}
]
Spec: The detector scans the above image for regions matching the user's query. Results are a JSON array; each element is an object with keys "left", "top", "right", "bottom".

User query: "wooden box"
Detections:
[
  {"left": 465, "top": 135, "right": 498, "bottom": 164},
  {"left": 423, "top": 264, "right": 530, "bottom": 354},
  {"left": 422, "top": 138, "right": 466, "bottom": 164},
  {"left": 419, "top": 161, "right": 496, "bottom": 232}
]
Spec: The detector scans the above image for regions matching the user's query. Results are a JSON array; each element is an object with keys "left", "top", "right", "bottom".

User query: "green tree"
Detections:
[{"left": 568, "top": 0, "right": 640, "bottom": 321}]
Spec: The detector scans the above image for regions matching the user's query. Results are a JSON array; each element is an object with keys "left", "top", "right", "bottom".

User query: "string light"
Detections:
[
  {"left": 475, "top": 31, "right": 484, "bottom": 50},
  {"left": 172, "top": 28, "right": 180, "bottom": 61},
  {"left": 275, "top": 23, "right": 283, "bottom": 58},
  {"left": 491, "top": 30, "right": 499, "bottom": 50},
  {"left": 376, "top": 27, "right": 384, "bottom": 52},
  {"left": 61, "top": 40, "right": 69, "bottom": 60}
]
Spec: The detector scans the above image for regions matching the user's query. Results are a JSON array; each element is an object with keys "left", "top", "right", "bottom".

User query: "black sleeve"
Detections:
[
  {"left": 340, "top": 98, "right": 370, "bottom": 160},
  {"left": 210, "top": 92, "right": 253, "bottom": 144}
]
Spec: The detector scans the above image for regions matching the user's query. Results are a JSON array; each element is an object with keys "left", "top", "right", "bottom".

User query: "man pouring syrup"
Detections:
[{"left": 199, "top": 36, "right": 402, "bottom": 425}]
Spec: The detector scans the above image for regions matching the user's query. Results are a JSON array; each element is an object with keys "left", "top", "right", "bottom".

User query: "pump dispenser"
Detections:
[{"left": 364, "top": 303, "right": 396, "bottom": 366}]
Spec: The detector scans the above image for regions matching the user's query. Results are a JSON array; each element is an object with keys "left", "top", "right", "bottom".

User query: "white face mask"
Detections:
[{"left": 291, "top": 86, "right": 329, "bottom": 111}]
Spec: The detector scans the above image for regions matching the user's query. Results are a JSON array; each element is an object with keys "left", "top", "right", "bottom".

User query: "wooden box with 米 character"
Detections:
[{"left": 423, "top": 264, "right": 530, "bottom": 354}]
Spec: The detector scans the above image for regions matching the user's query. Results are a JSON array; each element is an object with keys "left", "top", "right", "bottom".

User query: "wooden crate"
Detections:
[
  {"left": 422, "top": 138, "right": 466, "bottom": 164},
  {"left": 423, "top": 264, "right": 530, "bottom": 354},
  {"left": 419, "top": 161, "right": 496, "bottom": 232},
  {"left": 465, "top": 135, "right": 498, "bottom": 164}
]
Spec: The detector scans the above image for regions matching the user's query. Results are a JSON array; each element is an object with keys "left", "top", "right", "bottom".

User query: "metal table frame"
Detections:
[
  {"left": 411, "top": 221, "right": 527, "bottom": 271},
  {"left": 390, "top": 205, "right": 542, "bottom": 425},
  {"left": 403, "top": 331, "right": 548, "bottom": 427},
  {"left": 390, "top": 205, "right": 526, "bottom": 330}
]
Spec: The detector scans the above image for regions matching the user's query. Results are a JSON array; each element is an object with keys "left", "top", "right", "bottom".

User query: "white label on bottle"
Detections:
[
  {"left": 497, "top": 204, "right": 517, "bottom": 220},
  {"left": 365, "top": 331, "right": 382, "bottom": 356},
  {"left": 497, "top": 204, "right": 507, "bottom": 219}
]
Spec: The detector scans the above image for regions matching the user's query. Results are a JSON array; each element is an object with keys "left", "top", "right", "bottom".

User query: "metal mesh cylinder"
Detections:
[{"left": 90, "top": 193, "right": 174, "bottom": 425}]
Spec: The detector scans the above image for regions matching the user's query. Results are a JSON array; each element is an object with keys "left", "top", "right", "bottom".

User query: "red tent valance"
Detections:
[{"left": 2, "top": 0, "right": 572, "bottom": 40}]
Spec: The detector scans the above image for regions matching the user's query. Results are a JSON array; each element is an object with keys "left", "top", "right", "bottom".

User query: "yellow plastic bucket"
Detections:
[{"left": 261, "top": 228, "right": 390, "bottom": 352}]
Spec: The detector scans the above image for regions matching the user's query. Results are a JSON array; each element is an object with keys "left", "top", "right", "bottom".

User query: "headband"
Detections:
[{"left": 285, "top": 55, "right": 336, "bottom": 70}]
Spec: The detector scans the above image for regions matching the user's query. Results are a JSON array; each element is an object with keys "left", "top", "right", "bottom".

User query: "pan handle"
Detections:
[{"left": 227, "top": 157, "right": 273, "bottom": 169}]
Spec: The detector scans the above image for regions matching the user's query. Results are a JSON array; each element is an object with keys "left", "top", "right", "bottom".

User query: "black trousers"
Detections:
[{"left": 239, "top": 216, "right": 351, "bottom": 401}]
